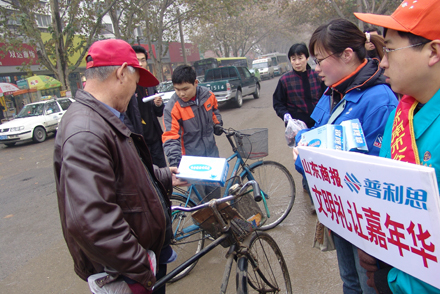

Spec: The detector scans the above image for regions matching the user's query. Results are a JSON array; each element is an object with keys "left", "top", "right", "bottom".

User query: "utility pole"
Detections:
[{"left": 177, "top": 8, "right": 187, "bottom": 65}]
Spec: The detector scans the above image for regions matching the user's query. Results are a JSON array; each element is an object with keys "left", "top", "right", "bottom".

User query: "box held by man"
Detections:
[{"left": 177, "top": 155, "right": 229, "bottom": 187}]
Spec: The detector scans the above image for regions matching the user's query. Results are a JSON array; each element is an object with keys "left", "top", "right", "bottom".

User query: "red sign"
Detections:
[
  {"left": 168, "top": 42, "right": 200, "bottom": 63},
  {"left": 0, "top": 43, "right": 39, "bottom": 66}
]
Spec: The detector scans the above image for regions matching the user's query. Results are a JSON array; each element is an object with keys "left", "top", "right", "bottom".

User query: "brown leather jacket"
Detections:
[{"left": 54, "top": 90, "right": 172, "bottom": 290}]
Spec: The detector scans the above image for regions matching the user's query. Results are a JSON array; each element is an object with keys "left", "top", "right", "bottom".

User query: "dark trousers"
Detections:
[
  {"left": 147, "top": 139, "right": 167, "bottom": 168},
  {"left": 302, "top": 176, "right": 314, "bottom": 204},
  {"left": 152, "top": 264, "right": 167, "bottom": 294}
]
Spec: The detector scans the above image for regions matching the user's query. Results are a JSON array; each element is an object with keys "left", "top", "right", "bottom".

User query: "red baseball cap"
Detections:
[
  {"left": 355, "top": 0, "right": 440, "bottom": 41},
  {"left": 86, "top": 39, "right": 159, "bottom": 87}
]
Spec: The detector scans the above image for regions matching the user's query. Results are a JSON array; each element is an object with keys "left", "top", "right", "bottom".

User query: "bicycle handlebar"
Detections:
[
  {"left": 171, "top": 180, "right": 261, "bottom": 212},
  {"left": 216, "top": 125, "right": 244, "bottom": 138}
]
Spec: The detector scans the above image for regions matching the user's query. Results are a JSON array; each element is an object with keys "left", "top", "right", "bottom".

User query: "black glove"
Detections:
[{"left": 214, "top": 124, "right": 223, "bottom": 136}]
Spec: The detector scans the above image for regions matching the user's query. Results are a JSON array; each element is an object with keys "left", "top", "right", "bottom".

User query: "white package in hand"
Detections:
[
  {"left": 88, "top": 273, "right": 132, "bottom": 294},
  {"left": 285, "top": 119, "right": 307, "bottom": 147}
]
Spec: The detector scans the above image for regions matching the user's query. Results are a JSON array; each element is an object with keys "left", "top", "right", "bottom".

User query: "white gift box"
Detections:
[
  {"left": 301, "top": 124, "right": 344, "bottom": 150},
  {"left": 300, "top": 119, "right": 368, "bottom": 152},
  {"left": 176, "top": 155, "right": 229, "bottom": 187}
]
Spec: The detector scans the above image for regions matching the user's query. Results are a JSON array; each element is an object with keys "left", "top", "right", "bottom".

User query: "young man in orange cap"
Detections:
[
  {"left": 54, "top": 39, "right": 185, "bottom": 294},
  {"left": 355, "top": 0, "right": 440, "bottom": 292}
]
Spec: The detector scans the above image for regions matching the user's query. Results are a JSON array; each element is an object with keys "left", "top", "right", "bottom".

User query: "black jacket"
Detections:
[{"left": 136, "top": 86, "right": 164, "bottom": 145}]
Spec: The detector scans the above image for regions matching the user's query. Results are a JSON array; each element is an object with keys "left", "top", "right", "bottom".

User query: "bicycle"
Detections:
[
  {"left": 170, "top": 126, "right": 296, "bottom": 281},
  {"left": 155, "top": 180, "right": 292, "bottom": 294}
]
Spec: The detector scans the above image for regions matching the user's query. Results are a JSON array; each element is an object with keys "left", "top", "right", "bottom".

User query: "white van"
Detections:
[{"left": 252, "top": 58, "right": 274, "bottom": 80}]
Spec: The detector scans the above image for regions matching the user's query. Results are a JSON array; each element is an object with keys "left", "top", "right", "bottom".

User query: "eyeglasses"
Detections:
[
  {"left": 382, "top": 42, "right": 428, "bottom": 57},
  {"left": 312, "top": 52, "right": 339, "bottom": 66}
]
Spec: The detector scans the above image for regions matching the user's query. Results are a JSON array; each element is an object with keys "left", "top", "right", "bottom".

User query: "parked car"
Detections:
[
  {"left": 199, "top": 66, "right": 260, "bottom": 108},
  {"left": 0, "top": 98, "right": 74, "bottom": 146},
  {"left": 157, "top": 81, "right": 175, "bottom": 104}
]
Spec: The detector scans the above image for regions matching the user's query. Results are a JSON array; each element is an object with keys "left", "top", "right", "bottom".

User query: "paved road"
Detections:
[{"left": 0, "top": 77, "right": 342, "bottom": 293}]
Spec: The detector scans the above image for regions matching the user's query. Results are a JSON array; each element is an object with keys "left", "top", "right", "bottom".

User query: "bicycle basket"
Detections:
[
  {"left": 191, "top": 193, "right": 265, "bottom": 247},
  {"left": 234, "top": 128, "right": 268, "bottom": 160}
]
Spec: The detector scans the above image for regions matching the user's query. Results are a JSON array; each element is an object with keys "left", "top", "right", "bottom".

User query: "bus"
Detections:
[
  {"left": 193, "top": 57, "right": 248, "bottom": 80},
  {"left": 260, "top": 52, "right": 289, "bottom": 76}
]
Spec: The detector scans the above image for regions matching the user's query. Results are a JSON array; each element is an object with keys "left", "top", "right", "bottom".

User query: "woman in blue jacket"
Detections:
[{"left": 293, "top": 19, "right": 398, "bottom": 294}]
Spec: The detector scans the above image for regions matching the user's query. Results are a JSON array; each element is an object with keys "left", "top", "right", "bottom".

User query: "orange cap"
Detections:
[{"left": 354, "top": 0, "right": 440, "bottom": 41}]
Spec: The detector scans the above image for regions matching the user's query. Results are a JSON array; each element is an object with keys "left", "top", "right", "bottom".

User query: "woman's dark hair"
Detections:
[
  {"left": 288, "top": 43, "right": 309, "bottom": 59},
  {"left": 309, "top": 18, "right": 367, "bottom": 62},
  {"left": 172, "top": 65, "right": 196, "bottom": 85},
  {"left": 132, "top": 45, "right": 149, "bottom": 60}
]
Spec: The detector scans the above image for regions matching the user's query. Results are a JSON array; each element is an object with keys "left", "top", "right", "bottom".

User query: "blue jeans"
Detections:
[{"left": 332, "top": 233, "right": 376, "bottom": 294}]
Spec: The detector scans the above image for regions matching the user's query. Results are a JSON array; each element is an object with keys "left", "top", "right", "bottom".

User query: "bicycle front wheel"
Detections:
[
  {"left": 168, "top": 194, "right": 205, "bottom": 282},
  {"left": 245, "top": 232, "right": 292, "bottom": 293},
  {"left": 242, "top": 161, "right": 295, "bottom": 230}
]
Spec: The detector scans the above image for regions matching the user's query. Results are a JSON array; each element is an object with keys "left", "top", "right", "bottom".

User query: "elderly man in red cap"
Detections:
[
  {"left": 355, "top": 0, "right": 440, "bottom": 293},
  {"left": 54, "top": 39, "right": 185, "bottom": 294}
]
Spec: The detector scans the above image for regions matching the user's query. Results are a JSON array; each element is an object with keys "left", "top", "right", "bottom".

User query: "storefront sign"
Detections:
[
  {"left": 298, "top": 147, "right": 440, "bottom": 289},
  {"left": 0, "top": 43, "right": 39, "bottom": 66},
  {"left": 168, "top": 42, "right": 200, "bottom": 63}
]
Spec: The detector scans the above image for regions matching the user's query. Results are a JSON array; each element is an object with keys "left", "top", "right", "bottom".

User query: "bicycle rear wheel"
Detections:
[
  {"left": 168, "top": 194, "right": 205, "bottom": 282},
  {"left": 242, "top": 161, "right": 295, "bottom": 230},
  {"left": 245, "top": 232, "right": 292, "bottom": 293}
]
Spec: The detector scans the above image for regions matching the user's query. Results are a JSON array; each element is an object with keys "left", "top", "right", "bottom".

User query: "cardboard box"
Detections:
[
  {"left": 176, "top": 156, "right": 229, "bottom": 187},
  {"left": 300, "top": 119, "right": 368, "bottom": 152},
  {"left": 301, "top": 124, "right": 344, "bottom": 150}
]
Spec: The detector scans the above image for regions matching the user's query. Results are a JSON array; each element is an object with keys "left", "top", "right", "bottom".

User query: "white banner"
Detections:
[{"left": 298, "top": 147, "right": 440, "bottom": 289}]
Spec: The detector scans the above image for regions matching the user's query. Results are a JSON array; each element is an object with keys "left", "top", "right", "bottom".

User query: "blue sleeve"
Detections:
[
  {"left": 361, "top": 104, "right": 396, "bottom": 156},
  {"left": 344, "top": 85, "right": 397, "bottom": 157},
  {"left": 388, "top": 268, "right": 440, "bottom": 293}
]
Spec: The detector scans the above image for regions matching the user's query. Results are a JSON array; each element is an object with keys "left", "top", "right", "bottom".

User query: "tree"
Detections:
[
  {"left": 0, "top": 0, "right": 117, "bottom": 90},
  {"left": 136, "top": 0, "right": 211, "bottom": 81},
  {"left": 106, "top": 0, "right": 142, "bottom": 41},
  {"left": 286, "top": 0, "right": 401, "bottom": 28},
  {"left": 188, "top": 0, "right": 287, "bottom": 57},
  {"left": 327, "top": 0, "right": 401, "bottom": 30}
]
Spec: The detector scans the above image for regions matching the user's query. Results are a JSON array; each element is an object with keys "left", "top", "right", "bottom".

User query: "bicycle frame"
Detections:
[
  {"left": 158, "top": 181, "right": 274, "bottom": 293},
  {"left": 160, "top": 182, "right": 261, "bottom": 292}
]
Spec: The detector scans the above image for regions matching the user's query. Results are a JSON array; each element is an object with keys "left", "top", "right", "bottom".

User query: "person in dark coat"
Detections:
[
  {"left": 54, "top": 39, "right": 185, "bottom": 294},
  {"left": 273, "top": 43, "right": 326, "bottom": 205},
  {"left": 273, "top": 43, "right": 326, "bottom": 128},
  {"left": 130, "top": 45, "right": 167, "bottom": 168}
]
